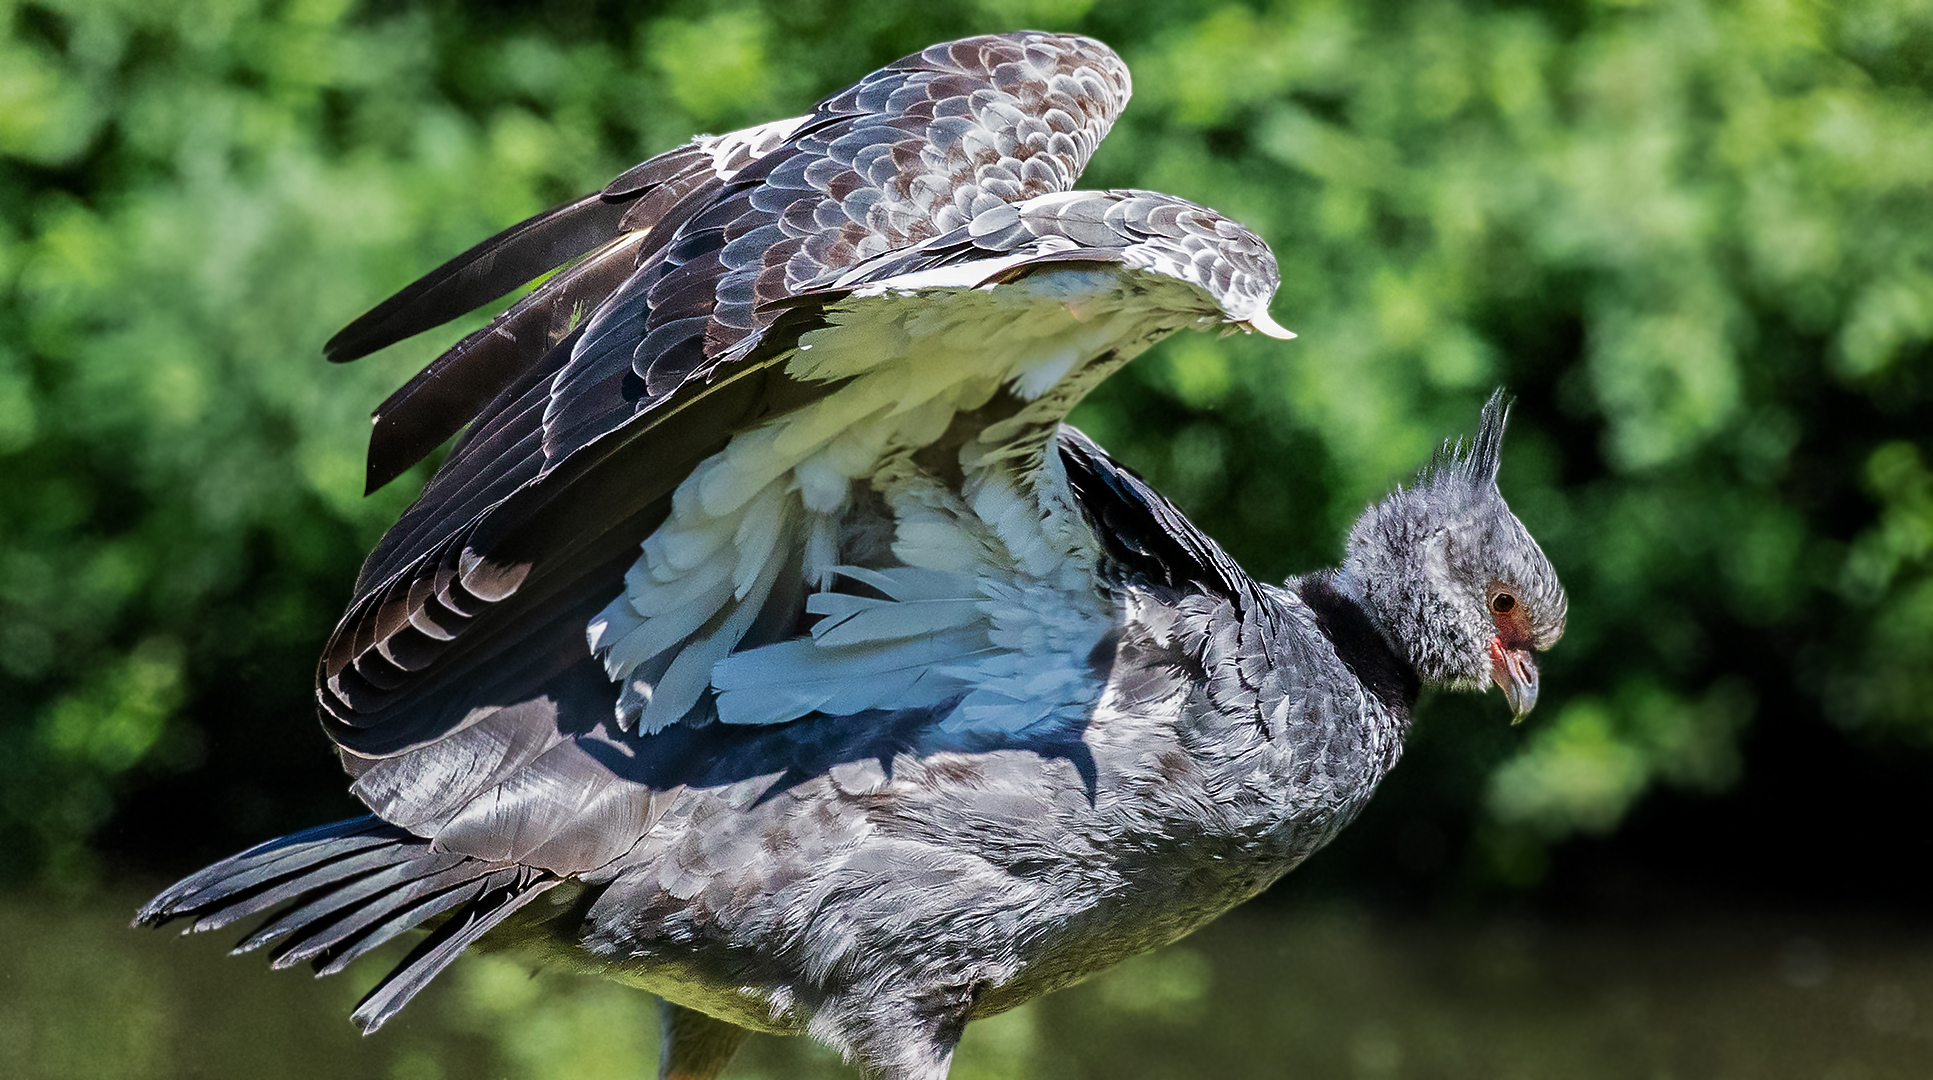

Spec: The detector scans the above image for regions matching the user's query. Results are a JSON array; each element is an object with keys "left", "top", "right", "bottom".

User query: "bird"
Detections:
[{"left": 136, "top": 31, "right": 1566, "bottom": 1080}]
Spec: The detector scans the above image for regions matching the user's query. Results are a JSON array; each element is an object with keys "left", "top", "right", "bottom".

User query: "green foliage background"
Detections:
[{"left": 2, "top": 0, "right": 1930, "bottom": 897}]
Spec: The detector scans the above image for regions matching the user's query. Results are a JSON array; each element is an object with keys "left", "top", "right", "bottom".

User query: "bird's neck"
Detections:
[{"left": 1298, "top": 569, "right": 1421, "bottom": 715}]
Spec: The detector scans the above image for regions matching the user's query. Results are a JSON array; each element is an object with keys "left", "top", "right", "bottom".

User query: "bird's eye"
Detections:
[{"left": 1491, "top": 592, "right": 1517, "bottom": 614}]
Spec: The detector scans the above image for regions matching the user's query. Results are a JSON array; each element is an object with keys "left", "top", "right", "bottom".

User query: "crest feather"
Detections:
[{"left": 1425, "top": 389, "right": 1509, "bottom": 492}]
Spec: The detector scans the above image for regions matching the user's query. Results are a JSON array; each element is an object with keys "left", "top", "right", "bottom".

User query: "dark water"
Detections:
[{"left": 3, "top": 891, "right": 1929, "bottom": 1079}]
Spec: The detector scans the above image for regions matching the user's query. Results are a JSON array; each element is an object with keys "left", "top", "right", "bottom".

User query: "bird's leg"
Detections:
[
  {"left": 657, "top": 1001, "right": 750, "bottom": 1080},
  {"left": 853, "top": 1032, "right": 961, "bottom": 1080},
  {"left": 845, "top": 980, "right": 983, "bottom": 1080}
]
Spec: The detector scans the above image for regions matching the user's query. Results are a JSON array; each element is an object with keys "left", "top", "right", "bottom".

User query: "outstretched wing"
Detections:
[
  {"left": 338, "top": 185, "right": 1284, "bottom": 880},
  {"left": 314, "top": 33, "right": 1288, "bottom": 882},
  {"left": 318, "top": 32, "right": 1134, "bottom": 760}
]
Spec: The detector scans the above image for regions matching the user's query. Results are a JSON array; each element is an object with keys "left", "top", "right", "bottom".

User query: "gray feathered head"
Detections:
[{"left": 1341, "top": 391, "right": 1566, "bottom": 718}]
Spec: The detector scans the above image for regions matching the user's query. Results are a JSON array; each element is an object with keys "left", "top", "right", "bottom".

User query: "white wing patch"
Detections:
[
  {"left": 714, "top": 451, "right": 1113, "bottom": 735},
  {"left": 696, "top": 114, "right": 812, "bottom": 180},
  {"left": 587, "top": 267, "right": 1224, "bottom": 735}
]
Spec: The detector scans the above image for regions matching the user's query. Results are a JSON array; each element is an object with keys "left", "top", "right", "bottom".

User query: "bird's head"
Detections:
[{"left": 1339, "top": 392, "right": 1566, "bottom": 720}]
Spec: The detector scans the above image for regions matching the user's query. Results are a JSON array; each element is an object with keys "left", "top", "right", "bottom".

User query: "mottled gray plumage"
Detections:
[{"left": 137, "top": 32, "right": 1565, "bottom": 1080}]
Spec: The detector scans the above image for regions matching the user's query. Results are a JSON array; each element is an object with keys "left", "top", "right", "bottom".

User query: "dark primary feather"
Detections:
[
  {"left": 361, "top": 241, "right": 629, "bottom": 494},
  {"left": 347, "top": 143, "right": 732, "bottom": 493},
  {"left": 323, "top": 191, "right": 634, "bottom": 365},
  {"left": 327, "top": 140, "right": 731, "bottom": 367}
]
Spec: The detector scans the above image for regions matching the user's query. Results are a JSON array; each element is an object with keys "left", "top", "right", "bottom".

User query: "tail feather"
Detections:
[
  {"left": 350, "top": 869, "right": 561, "bottom": 1033},
  {"left": 136, "top": 816, "right": 561, "bottom": 1033},
  {"left": 194, "top": 843, "right": 423, "bottom": 935},
  {"left": 241, "top": 854, "right": 464, "bottom": 962},
  {"left": 136, "top": 817, "right": 399, "bottom": 926},
  {"left": 313, "top": 870, "right": 507, "bottom": 976},
  {"left": 260, "top": 858, "right": 477, "bottom": 969}
]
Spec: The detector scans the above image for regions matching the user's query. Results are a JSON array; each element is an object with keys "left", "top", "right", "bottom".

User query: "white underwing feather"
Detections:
[
  {"left": 810, "top": 597, "right": 984, "bottom": 648},
  {"left": 639, "top": 520, "right": 791, "bottom": 734},
  {"left": 730, "top": 482, "right": 794, "bottom": 599},
  {"left": 600, "top": 566, "right": 732, "bottom": 680},
  {"left": 712, "top": 630, "right": 988, "bottom": 726},
  {"left": 828, "top": 565, "right": 967, "bottom": 601}
]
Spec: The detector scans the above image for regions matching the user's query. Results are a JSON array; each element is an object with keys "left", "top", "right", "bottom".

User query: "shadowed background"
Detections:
[{"left": 2, "top": 0, "right": 1931, "bottom": 1076}]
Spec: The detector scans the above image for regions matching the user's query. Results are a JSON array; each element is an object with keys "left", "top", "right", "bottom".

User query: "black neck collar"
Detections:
[{"left": 1298, "top": 572, "right": 1420, "bottom": 714}]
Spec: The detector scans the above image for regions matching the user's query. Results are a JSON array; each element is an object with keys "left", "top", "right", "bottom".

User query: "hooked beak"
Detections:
[{"left": 1489, "top": 637, "right": 1539, "bottom": 722}]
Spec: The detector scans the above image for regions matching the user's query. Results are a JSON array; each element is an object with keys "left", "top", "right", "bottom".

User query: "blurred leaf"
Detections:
[
  {"left": 649, "top": 9, "right": 778, "bottom": 127},
  {"left": 39, "top": 638, "right": 184, "bottom": 774}
]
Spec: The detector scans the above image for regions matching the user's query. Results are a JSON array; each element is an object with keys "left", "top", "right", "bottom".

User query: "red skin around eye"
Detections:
[{"left": 1491, "top": 602, "right": 1532, "bottom": 649}]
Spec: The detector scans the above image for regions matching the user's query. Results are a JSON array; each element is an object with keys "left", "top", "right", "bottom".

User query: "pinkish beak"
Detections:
[{"left": 1489, "top": 636, "right": 1539, "bottom": 722}]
